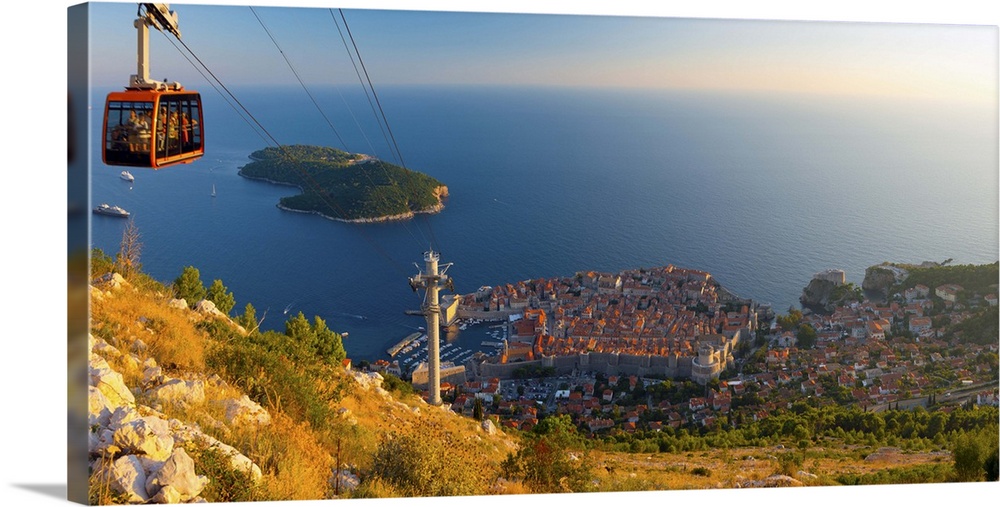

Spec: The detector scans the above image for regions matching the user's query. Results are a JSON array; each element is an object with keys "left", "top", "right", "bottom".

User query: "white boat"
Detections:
[
  {"left": 93, "top": 203, "right": 130, "bottom": 218},
  {"left": 120, "top": 170, "right": 134, "bottom": 182},
  {"left": 211, "top": 184, "right": 216, "bottom": 197}
]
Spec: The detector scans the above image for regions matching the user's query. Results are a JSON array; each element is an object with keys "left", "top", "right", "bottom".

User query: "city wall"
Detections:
[{"left": 477, "top": 351, "right": 697, "bottom": 381}]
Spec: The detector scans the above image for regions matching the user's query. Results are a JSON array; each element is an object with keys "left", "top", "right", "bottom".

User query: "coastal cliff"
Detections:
[
  {"left": 800, "top": 277, "right": 839, "bottom": 313},
  {"left": 862, "top": 263, "right": 909, "bottom": 297},
  {"left": 800, "top": 270, "right": 863, "bottom": 314}
]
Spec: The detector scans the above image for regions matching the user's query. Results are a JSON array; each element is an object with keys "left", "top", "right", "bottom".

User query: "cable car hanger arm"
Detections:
[{"left": 130, "top": 3, "right": 183, "bottom": 91}]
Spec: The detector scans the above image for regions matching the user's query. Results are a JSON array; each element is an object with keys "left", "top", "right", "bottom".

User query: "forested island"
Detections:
[{"left": 238, "top": 145, "right": 448, "bottom": 222}]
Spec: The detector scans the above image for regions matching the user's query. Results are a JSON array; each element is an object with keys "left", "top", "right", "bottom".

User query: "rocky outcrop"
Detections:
[
  {"left": 862, "top": 264, "right": 909, "bottom": 296},
  {"left": 90, "top": 349, "right": 136, "bottom": 409},
  {"left": 88, "top": 270, "right": 273, "bottom": 493},
  {"left": 221, "top": 395, "right": 272, "bottom": 427},
  {"left": 481, "top": 419, "right": 498, "bottom": 435},
  {"left": 149, "top": 378, "right": 206, "bottom": 409},
  {"left": 799, "top": 277, "right": 839, "bottom": 313},
  {"left": 145, "top": 448, "right": 209, "bottom": 502},
  {"left": 329, "top": 468, "right": 361, "bottom": 496},
  {"left": 88, "top": 321, "right": 268, "bottom": 503}
]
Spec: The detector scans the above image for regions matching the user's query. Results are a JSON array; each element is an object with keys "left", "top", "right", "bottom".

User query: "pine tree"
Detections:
[
  {"left": 173, "top": 266, "right": 206, "bottom": 306},
  {"left": 206, "top": 279, "right": 236, "bottom": 315},
  {"left": 237, "top": 303, "right": 258, "bottom": 333}
]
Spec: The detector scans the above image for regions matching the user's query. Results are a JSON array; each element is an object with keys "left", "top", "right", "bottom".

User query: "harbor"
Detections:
[
  {"left": 385, "top": 317, "right": 512, "bottom": 379},
  {"left": 386, "top": 332, "right": 423, "bottom": 357}
]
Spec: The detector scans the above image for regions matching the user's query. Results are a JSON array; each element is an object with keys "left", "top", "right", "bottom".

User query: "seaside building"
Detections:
[
  {"left": 440, "top": 293, "right": 460, "bottom": 327},
  {"left": 411, "top": 361, "right": 467, "bottom": 391},
  {"left": 813, "top": 269, "right": 846, "bottom": 285}
]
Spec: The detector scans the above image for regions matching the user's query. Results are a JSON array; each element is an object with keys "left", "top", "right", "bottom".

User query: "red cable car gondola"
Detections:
[{"left": 102, "top": 3, "right": 204, "bottom": 170}]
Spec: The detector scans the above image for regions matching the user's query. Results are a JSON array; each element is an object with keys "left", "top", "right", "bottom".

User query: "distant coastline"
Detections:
[{"left": 238, "top": 145, "right": 447, "bottom": 223}]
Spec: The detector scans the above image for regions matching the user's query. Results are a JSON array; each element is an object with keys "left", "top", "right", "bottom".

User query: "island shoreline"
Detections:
[{"left": 237, "top": 164, "right": 447, "bottom": 224}]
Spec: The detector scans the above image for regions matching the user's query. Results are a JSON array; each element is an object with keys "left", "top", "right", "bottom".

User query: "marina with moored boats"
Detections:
[{"left": 386, "top": 316, "right": 511, "bottom": 379}]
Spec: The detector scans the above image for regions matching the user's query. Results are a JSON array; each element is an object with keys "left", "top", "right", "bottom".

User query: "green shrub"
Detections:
[
  {"left": 185, "top": 445, "right": 263, "bottom": 503},
  {"left": 691, "top": 467, "right": 711, "bottom": 477}
]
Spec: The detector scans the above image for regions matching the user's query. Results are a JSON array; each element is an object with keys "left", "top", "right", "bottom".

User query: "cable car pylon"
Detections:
[{"left": 408, "top": 250, "right": 454, "bottom": 406}]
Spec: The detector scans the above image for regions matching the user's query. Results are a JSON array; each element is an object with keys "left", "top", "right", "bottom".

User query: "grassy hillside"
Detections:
[{"left": 88, "top": 252, "right": 514, "bottom": 502}]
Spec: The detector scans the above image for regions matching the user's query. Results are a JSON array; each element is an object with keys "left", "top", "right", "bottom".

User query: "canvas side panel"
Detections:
[{"left": 67, "top": 3, "right": 91, "bottom": 505}]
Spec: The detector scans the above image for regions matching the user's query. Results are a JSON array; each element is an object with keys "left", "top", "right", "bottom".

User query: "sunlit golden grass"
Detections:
[
  {"left": 587, "top": 445, "right": 951, "bottom": 492},
  {"left": 339, "top": 381, "right": 516, "bottom": 465},
  {"left": 88, "top": 270, "right": 522, "bottom": 500},
  {"left": 90, "top": 282, "right": 206, "bottom": 372},
  {"left": 243, "top": 412, "right": 335, "bottom": 501}
]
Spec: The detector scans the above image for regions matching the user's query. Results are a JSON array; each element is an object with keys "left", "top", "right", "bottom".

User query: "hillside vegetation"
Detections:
[
  {"left": 85, "top": 243, "right": 999, "bottom": 503},
  {"left": 888, "top": 261, "right": 999, "bottom": 297},
  {"left": 87, "top": 249, "right": 515, "bottom": 503},
  {"left": 238, "top": 145, "right": 447, "bottom": 221}
]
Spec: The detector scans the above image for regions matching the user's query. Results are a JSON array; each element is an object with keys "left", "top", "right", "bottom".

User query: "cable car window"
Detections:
[{"left": 103, "top": 99, "right": 155, "bottom": 167}]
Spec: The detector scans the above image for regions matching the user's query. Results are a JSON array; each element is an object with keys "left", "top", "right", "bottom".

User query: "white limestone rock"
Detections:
[
  {"left": 93, "top": 454, "right": 150, "bottom": 504},
  {"left": 329, "top": 468, "right": 361, "bottom": 495},
  {"left": 145, "top": 447, "right": 209, "bottom": 501},
  {"left": 481, "top": 419, "right": 498, "bottom": 436},
  {"left": 149, "top": 378, "right": 206, "bottom": 407},
  {"left": 89, "top": 355, "right": 136, "bottom": 407},
  {"left": 150, "top": 484, "right": 182, "bottom": 504},
  {"left": 194, "top": 299, "right": 227, "bottom": 319},
  {"left": 143, "top": 365, "right": 164, "bottom": 386},
  {"left": 92, "top": 338, "right": 122, "bottom": 359},
  {"left": 351, "top": 371, "right": 384, "bottom": 390},
  {"left": 170, "top": 426, "right": 263, "bottom": 483},
  {"left": 108, "top": 405, "right": 140, "bottom": 430},
  {"left": 88, "top": 385, "right": 115, "bottom": 428},
  {"left": 95, "top": 272, "right": 129, "bottom": 291},
  {"left": 222, "top": 395, "right": 271, "bottom": 427},
  {"left": 90, "top": 428, "right": 117, "bottom": 457},
  {"left": 207, "top": 441, "right": 263, "bottom": 483},
  {"left": 113, "top": 417, "right": 174, "bottom": 461},
  {"left": 168, "top": 298, "right": 189, "bottom": 310}
]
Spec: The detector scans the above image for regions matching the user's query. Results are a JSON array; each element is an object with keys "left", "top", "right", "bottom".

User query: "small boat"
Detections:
[
  {"left": 93, "top": 203, "right": 130, "bottom": 218},
  {"left": 211, "top": 184, "right": 216, "bottom": 197},
  {"left": 120, "top": 170, "right": 134, "bottom": 182}
]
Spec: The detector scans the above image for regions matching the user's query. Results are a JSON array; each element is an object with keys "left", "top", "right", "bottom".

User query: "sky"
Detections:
[
  {"left": 2, "top": 2, "right": 999, "bottom": 507},
  {"left": 82, "top": 0, "right": 998, "bottom": 104}
]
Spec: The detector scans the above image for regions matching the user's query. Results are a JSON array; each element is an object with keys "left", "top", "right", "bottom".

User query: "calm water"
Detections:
[{"left": 89, "top": 85, "right": 999, "bottom": 361}]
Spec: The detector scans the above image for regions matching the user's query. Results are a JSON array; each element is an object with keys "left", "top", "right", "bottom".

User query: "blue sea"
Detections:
[{"left": 88, "top": 85, "right": 999, "bottom": 361}]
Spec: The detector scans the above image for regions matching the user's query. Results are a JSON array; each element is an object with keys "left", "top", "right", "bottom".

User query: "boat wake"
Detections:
[{"left": 331, "top": 311, "right": 366, "bottom": 320}]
